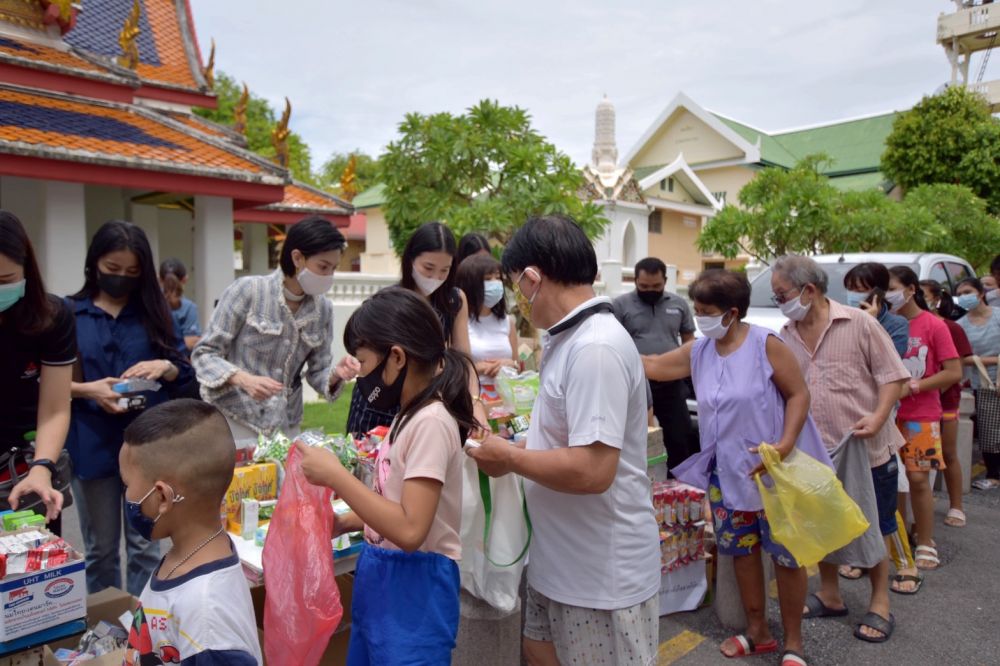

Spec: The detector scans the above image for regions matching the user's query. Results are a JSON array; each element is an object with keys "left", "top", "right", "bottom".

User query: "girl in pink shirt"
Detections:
[
  {"left": 887, "top": 267, "right": 962, "bottom": 571},
  {"left": 296, "top": 287, "right": 478, "bottom": 665}
]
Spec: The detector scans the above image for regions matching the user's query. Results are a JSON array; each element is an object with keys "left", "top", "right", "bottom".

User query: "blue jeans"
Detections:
[{"left": 72, "top": 475, "right": 161, "bottom": 597}]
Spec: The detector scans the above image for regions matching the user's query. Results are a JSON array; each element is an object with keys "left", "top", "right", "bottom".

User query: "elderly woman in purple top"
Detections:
[{"left": 643, "top": 269, "right": 831, "bottom": 666}]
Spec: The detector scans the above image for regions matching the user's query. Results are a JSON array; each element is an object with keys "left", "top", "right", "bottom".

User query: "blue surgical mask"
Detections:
[
  {"left": 846, "top": 291, "right": 866, "bottom": 308},
  {"left": 957, "top": 293, "right": 981, "bottom": 311},
  {"left": 0, "top": 279, "right": 25, "bottom": 313},
  {"left": 125, "top": 485, "right": 184, "bottom": 541},
  {"left": 483, "top": 280, "right": 504, "bottom": 309}
]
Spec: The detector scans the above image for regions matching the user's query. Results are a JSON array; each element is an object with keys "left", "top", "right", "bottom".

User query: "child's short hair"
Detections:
[{"left": 123, "top": 399, "right": 235, "bottom": 503}]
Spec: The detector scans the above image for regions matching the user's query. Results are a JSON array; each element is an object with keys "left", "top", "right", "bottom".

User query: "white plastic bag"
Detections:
[{"left": 459, "top": 454, "right": 531, "bottom": 613}]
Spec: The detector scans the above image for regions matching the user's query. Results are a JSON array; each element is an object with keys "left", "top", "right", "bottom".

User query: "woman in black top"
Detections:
[
  {"left": 346, "top": 222, "right": 475, "bottom": 435},
  {"left": 0, "top": 212, "right": 76, "bottom": 531}
]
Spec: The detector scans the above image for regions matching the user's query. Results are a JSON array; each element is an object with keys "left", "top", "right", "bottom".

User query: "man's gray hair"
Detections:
[{"left": 772, "top": 255, "right": 829, "bottom": 294}]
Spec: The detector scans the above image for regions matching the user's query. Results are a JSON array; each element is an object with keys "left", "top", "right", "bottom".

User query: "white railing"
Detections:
[{"left": 327, "top": 272, "right": 399, "bottom": 303}]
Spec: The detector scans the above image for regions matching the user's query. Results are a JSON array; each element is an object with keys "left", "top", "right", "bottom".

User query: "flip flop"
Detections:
[
  {"left": 972, "top": 478, "right": 1000, "bottom": 490},
  {"left": 854, "top": 611, "right": 895, "bottom": 643},
  {"left": 719, "top": 634, "right": 779, "bottom": 658},
  {"left": 914, "top": 545, "right": 940, "bottom": 570},
  {"left": 838, "top": 565, "right": 864, "bottom": 580},
  {"left": 802, "top": 593, "right": 848, "bottom": 619},
  {"left": 890, "top": 573, "right": 923, "bottom": 595},
  {"left": 944, "top": 508, "right": 966, "bottom": 527},
  {"left": 782, "top": 651, "right": 808, "bottom": 666}
]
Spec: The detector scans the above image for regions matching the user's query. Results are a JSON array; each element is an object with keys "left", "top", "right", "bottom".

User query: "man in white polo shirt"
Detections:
[{"left": 468, "top": 214, "right": 660, "bottom": 665}]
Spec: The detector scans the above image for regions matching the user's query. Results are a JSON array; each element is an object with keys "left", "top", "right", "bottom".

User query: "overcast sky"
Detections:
[{"left": 191, "top": 1, "right": 994, "bottom": 170}]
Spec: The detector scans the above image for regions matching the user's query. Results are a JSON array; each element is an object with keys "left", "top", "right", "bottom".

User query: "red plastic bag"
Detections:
[{"left": 262, "top": 445, "right": 343, "bottom": 666}]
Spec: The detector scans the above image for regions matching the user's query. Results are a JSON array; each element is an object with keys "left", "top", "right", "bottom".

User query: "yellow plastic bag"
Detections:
[{"left": 754, "top": 444, "right": 869, "bottom": 567}]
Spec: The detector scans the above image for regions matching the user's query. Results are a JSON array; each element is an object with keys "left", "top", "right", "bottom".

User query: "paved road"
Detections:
[
  {"left": 655, "top": 488, "right": 999, "bottom": 665},
  {"left": 60, "top": 484, "right": 997, "bottom": 666}
]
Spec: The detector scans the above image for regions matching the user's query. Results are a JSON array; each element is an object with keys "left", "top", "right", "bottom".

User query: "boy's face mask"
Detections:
[{"left": 125, "top": 484, "right": 184, "bottom": 541}]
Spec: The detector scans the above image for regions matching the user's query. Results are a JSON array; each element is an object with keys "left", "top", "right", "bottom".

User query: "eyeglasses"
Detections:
[{"left": 770, "top": 287, "right": 801, "bottom": 306}]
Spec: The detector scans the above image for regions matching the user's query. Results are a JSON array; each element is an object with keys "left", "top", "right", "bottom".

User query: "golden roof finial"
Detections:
[
  {"left": 271, "top": 97, "right": 292, "bottom": 169},
  {"left": 117, "top": 0, "right": 141, "bottom": 70},
  {"left": 233, "top": 82, "right": 249, "bottom": 135},
  {"left": 202, "top": 38, "right": 216, "bottom": 89},
  {"left": 340, "top": 154, "right": 358, "bottom": 201}
]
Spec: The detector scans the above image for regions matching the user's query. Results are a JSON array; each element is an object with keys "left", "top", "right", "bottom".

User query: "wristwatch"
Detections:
[{"left": 29, "top": 458, "right": 58, "bottom": 475}]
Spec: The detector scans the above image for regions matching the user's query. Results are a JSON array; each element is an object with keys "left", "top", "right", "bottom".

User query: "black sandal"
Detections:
[
  {"left": 889, "top": 573, "right": 923, "bottom": 595},
  {"left": 803, "top": 593, "right": 848, "bottom": 619},
  {"left": 854, "top": 612, "right": 895, "bottom": 643}
]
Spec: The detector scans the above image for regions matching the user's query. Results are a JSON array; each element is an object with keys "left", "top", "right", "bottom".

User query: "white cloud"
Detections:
[{"left": 191, "top": 0, "right": 992, "bottom": 169}]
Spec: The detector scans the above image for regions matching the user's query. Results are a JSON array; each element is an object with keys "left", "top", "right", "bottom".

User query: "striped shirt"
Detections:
[
  {"left": 192, "top": 270, "right": 341, "bottom": 436},
  {"left": 781, "top": 299, "right": 910, "bottom": 467}
]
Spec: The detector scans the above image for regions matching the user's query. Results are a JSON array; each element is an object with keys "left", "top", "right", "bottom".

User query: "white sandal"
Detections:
[
  {"left": 914, "top": 545, "right": 940, "bottom": 570},
  {"left": 972, "top": 478, "right": 1000, "bottom": 490},
  {"left": 944, "top": 508, "right": 966, "bottom": 527}
]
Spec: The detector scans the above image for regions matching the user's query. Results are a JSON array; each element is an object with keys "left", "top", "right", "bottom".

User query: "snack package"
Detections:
[
  {"left": 495, "top": 367, "right": 539, "bottom": 416},
  {"left": 225, "top": 462, "right": 278, "bottom": 533}
]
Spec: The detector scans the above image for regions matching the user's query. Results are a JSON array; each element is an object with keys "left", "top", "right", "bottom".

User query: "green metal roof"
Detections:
[
  {"left": 352, "top": 183, "right": 386, "bottom": 209},
  {"left": 713, "top": 111, "right": 899, "bottom": 175},
  {"left": 828, "top": 171, "right": 892, "bottom": 192}
]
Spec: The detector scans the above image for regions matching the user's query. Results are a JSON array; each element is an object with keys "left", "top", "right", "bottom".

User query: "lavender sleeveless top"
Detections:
[{"left": 673, "top": 324, "right": 831, "bottom": 511}]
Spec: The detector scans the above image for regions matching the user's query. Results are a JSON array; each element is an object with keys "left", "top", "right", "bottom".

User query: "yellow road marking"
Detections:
[{"left": 657, "top": 630, "right": 706, "bottom": 665}]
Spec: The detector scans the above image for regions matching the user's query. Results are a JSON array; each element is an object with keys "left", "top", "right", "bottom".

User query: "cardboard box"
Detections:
[
  {"left": 0, "top": 532, "right": 86, "bottom": 644},
  {"left": 45, "top": 587, "right": 136, "bottom": 664},
  {"left": 252, "top": 574, "right": 353, "bottom": 666},
  {"left": 226, "top": 463, "right": 278, "bottom": 533}
]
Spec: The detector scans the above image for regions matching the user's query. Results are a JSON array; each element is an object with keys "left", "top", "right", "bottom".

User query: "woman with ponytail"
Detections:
[
  {"left": 888, "top": 266, "right": 962, "bottom": 570},
  {"left": 296, "top": 287, "right": 475, "bottom": 665}
]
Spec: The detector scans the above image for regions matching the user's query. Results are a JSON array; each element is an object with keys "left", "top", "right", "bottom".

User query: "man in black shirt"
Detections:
[{"left": 613, "top": 257, "right": 696, "bottom": 471}]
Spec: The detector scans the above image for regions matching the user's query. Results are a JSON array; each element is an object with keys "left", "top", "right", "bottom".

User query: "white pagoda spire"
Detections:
[{"left": 592, "top": 94, "right": 618, "bottom": 175}]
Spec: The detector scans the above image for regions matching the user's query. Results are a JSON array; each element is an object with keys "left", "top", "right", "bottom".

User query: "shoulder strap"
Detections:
[
  {"left": 547, "top": 302, "right": 614, "bottom": 336},
  {"left": 479, "top": 471, "right": 532, "bottom": 568},
  {"left": 971, "top": 355, "right": 997, "bottom": 392}
]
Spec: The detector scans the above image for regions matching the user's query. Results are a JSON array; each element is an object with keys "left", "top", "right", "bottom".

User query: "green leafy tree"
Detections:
[
  {"left": 316, "top": 151, "right": 381, "bottom": 194},
  {"left": 829, "top": 189, "right": 934, "bottom": 253},
  {"left": 195, "top": 71, "right": 316, "bottom": 184},
  {"left": 903, "top": 184, "right": 1000, "bottom": 272},
  {"left": 697, "top": 155, "right": 840, "bottom": 262},
  {"left": 882, "top": 86, "right": 1000, "bottom": 214},
  {"left": 380, "top": 100, "right": 607, "bottom": 254}
]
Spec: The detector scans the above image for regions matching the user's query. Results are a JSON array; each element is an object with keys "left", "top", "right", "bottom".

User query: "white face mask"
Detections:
[
  {"left": 412, "top": 268, "right": 445, "bottom": 296},
  {"left": 885, "top": 289, "right": 908, "bottom": 312},
  {"left": 483, "top": 280, "right": 504, "bottom": 309},
  {"left": 695, "top": 313, "right": 732, "bottom": 340},
  {"left": 296, "top": 267, "right": 334, "bottom": 296},
  {"left": 779, "top": 292, "right": 812, "bottom": 322},
  {"left": 987, "top": 289, "right": 1000, "bottom": 305}
]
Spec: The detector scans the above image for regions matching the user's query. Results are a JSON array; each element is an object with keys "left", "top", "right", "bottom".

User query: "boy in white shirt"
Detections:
[{"left": 119, "top": 399, "right": 262, "bottom": 666}]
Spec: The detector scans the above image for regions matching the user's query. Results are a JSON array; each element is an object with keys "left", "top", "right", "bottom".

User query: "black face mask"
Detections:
[
  {"left": 637, "top": 289, "right": 663, "bottom": 306},
  {"left": 97, "top": 271, "right": 139, "bottom": 299},
  {"left": 355, "top": 354, "right": 407, "bottom": 412}
]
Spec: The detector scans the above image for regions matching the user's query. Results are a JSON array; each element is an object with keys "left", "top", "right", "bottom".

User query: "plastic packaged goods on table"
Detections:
[{"left": 652, "top": 481, "right": 707, "bottom": 574}]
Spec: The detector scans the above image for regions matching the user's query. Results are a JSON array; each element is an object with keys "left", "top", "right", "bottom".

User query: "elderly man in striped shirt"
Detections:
[{"left": 771, "top": 255, "right": 909, "bottom": 645}]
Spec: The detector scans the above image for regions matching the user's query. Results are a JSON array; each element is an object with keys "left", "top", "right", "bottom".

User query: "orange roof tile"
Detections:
[
  {"left": 65, "top": 0, "right": 208, "bottom": 94},
  {"left": 270, "top": 183, "right": 353, "bottom": 214},
  {"left": 162, "top": 111, "right": 242, "bottom": 142},
  {"left": 0, "top": 85, "right": 283, "bottom": 183},
  {"left": 0, "top": 33, "right": 125, "bottom": 81}
]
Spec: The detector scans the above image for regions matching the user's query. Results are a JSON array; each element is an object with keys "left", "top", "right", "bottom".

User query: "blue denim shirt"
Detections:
[
  {"left": 877, "top": 305, "right": 909, "bottom": 358},
  {"left": 66, "top": 296, "right": 193, "bottom": 480}
]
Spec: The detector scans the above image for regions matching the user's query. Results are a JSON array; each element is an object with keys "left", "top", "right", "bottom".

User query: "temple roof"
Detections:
[
  {"left": 64, "top": 0, "right": 210, "bottom": 99},
  {"left": 254, "top": 182, "right": 352, "bottom": 216},
  {"left": 0, "top": 83, "right": 281, "bottom": 183}
]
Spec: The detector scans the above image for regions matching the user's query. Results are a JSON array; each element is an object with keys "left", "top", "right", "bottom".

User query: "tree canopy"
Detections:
[
  {"left": 379, "top": 100, "right": 607, "bottom": 254},
  {"left": 882, "top": 85, "right": 1000, "bottom": 215},
  {"left": 697, "top": 154, "right": 999, "bottom": 270},
  {"left": 195, "top": 71, "right": 315, "bottom": 185}
]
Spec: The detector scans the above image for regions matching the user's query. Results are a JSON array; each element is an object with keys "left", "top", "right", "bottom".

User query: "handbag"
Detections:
[
  {"left": 459, "top": 456, "right": 531, "bottom": 613},
  {"left": 0, "top": 446, "right": 74, "bottom": 514}
]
